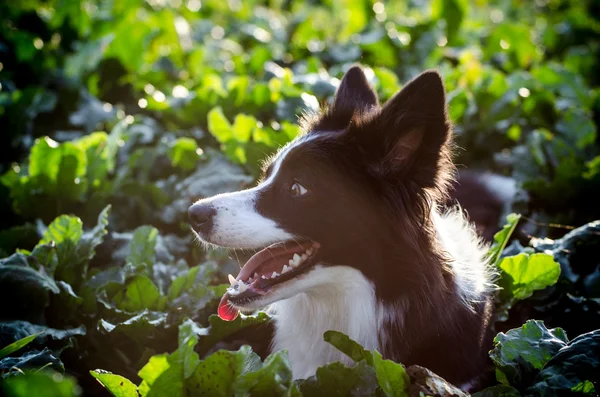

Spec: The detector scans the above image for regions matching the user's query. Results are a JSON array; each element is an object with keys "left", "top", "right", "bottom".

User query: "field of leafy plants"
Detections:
[{"left": 1, "top": 0, "right": 599, "bottom": 396}]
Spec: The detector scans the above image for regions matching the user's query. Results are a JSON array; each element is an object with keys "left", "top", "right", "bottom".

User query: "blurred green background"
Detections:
[{"left": 0, "top": 0, "right": 599, "bottom": 396}]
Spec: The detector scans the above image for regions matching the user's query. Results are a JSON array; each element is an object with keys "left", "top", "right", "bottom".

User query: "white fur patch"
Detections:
[
  {"left": 269, "top": 266, "right": 381, "bottom": 379},
  {"left": 433, "top": 208, "right": 496, "bottom": 307},
  {"left": 194, "top": 187, "right": 293, "bottom": 249}
]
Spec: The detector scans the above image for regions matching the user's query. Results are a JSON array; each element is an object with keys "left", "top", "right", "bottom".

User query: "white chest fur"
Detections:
[{"left": 269, "top": 266, "right": 381, "bottom": 379}]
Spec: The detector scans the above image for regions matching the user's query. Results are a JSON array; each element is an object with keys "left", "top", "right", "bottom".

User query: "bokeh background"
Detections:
[{"left": 1, "top": 0, "right": 599, "bottom": 396}]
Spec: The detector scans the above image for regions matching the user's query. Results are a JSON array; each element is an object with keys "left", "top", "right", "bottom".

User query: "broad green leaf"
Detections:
[
  {"left": 90, "top": 370, "right": 138, "bottom": 397},
  {"left": 168, "top": 138, "right": 202, "bottom": 171},
  {"left": 138, "top": 353, "right": 184, "bottom": 397},
  {"left": 232, "top": 114, "right": 256, "bottom": 142},
  {"left": 298, "top": 360, "right": 378, "bottom": 397},
  {"left": 29, "top": 137, "right": 62, "bottom": 183},
  {"left": 113, "top": 275, "right": 162, "bottom": 312},
  {"left": 498, "top": 253, "right": 561, "bottom": 301},
  {"left": 40, "top": 215, "right": 83, "bottom": 273},
  {"left": 98, "top": 311, "right": 168, "bottom": 341},
  {"left": 235, "top": 350, "right": 297, "bottom": 397},
  {"left": 0, "top": 348, "right": 64, "bottom": 375},
  {"left": 528, "top": 330, "right": 600, "bottom": 396},
  {"left": 195, "top": 312, "right": 270, "bottom": 355},
  {"left": 0, "top": 265, "right": 59, "bottom": 322},
  {"left": 2, "top": 371, "right": 80, "bottom": 397},
  {"left": 208, "top": 107, "right": 233, "bottom": 143},
  {"left": 127, "top": 226, "right": 158, "bottom": 271},
  {"left": 0, "top": 321, "right": 85, "bottom": 347},
  {"left": 323, "top": 330, "right": 373, "bottom": 365},
  {"left": 372, "top": 351, "right": 409, "bottom": 397},
  {"left": 0, "top": 332, "right": 41, "bottom": 360},
  {"left": 490, "top": 320, "right": 568, "bottom": 387},
  {"left": 177, "top": 319, "right": 202, "bottom": 379},
  {"left": 168, "top": 266, "right": 201, "bottom": 301},
  {"left": 186, "top": 346, "right": 261, "bottom": 396}
]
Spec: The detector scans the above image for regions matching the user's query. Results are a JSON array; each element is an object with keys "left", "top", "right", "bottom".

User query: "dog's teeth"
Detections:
[
  {"left": 261, "top": 275, "right": 267, "bottom": 279},
  {"left": 228, "top": 274, "right": 238, "bottom": 286},
  {"left": 293, "top": 253, "right": 301, "bottom": 263},
  {"left": 289, "top": 259, "right": 295, "bottom": 266},
  {"left": 272, "top": 271, "right": 279, "bottom": 278},
  {"left": 254, "top": 272, "right": 259, "bottom": 279},
  {"left": 301, "top": 254, "right": 308, "bottom": 261},
  {"left": 306, "top": 248, "right": 313, "bottom": 255},
  {"left": 282, "top": 265, "right": 290, "bottom": 274},
  {"left": 238, "top": 282, "right": 248, "bottom": 293}
]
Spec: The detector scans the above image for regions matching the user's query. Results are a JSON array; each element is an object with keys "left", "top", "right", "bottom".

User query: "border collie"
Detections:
[{"left": 188, "top": 66, "right": 495, "bottom": 385}]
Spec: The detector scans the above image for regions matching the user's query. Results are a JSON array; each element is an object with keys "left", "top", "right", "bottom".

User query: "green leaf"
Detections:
[
  {"left": 498, "top": 253, "right": 561, "bottom": 301},
  {"left": 40, "top": 215, "right": 84, "bottom": 272},
  {"left": 207, "top": 107, "right": 233, "bottom": 143},
  {"left": 167, "top": 266, "right": 201, "bottom": 301},
  {"left": 177, "top": 319, "right": 202, "bottom": 379},
  {"left": 232, "top": 114, "right": 256, "bottom": 142},
  {"left": 372, "top": 350, "right": 410, "bottom": 397},
  {"left": 28, "top": 137, "right": 62, "bottom": 183},
  {"left": 0, "top": 348, "right": 64, "bottom": 375},
  {"left": 235, "top": 350, "right": 298, "bottom": 396},
  {"left": 528, "top": 330, "right": 600, "bottom": 396},
  {"left": 488, "top": 213, "right": 521, "bottom": 267},
  {"left": 323, "top": 330, "right": 373, "bottom": 365},
  {"left": 74, "top": 205, "right": 110, "bottom": 266},
  {"left": 0, "top": 332, "right": 41, "bottom": 360},
  {"left": 298, "top": 360, "right": 378, "bottom": 397},
  {"left": 2, "top": 371, "right": 80, "bottom": 397},
  {"left": 90, "top": 370, "right": 138, "bottom": 397},
  {"left": 324, "top": 331, "right": 409, "bottom": 397},
  {"left": 196, "top": 312, "right": 271, "bottom": 355},
  {"left": 113, "top": 275, "right": 162, "bottom": 312},
  {"left": 185, "top": 346, "right": 261, "bottom": 396},
  {"left": 490, "top": 320, "right": 568, "bottom": 387},
  {"left": 0, "top": 265, "right": 59, "bottom": 322},
  {"left": 168, "top": 138, "right": 202, "bottom": 171},
  {"left": 431, "top": 0, "right": 467, "bottom": 44},
  {"left": 127, "top": 226, "right": 158, "bottom": 271},
  {"left": 138, "top": 353, "right": 184, "bottom": 397}
]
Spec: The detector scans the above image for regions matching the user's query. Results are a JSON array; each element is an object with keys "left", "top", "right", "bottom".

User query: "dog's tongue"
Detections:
[
  {"left": 217, "top": 241, "right": 315, "bottom": 321},
  {"left": 218, "top": 294, "right": 238, "bottom": 321}
]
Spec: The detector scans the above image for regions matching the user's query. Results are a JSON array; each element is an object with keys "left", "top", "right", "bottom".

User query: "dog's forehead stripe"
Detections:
[{"left": 263, "top": 133, "right": 321, "bottom": 186}]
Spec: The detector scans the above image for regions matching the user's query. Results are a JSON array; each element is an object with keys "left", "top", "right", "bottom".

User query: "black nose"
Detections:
[{"left": 188, "top": 204, "right": 216, "bottom": 233}]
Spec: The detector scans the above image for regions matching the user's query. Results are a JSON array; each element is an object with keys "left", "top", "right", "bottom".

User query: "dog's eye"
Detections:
[{"left": 290, "top": 182, "right": 308, "bottom": 197}]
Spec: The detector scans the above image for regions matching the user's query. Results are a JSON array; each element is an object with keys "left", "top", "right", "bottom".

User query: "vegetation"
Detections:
[{"left": 0, "top": 0, "right": 599, "bottom": 395}]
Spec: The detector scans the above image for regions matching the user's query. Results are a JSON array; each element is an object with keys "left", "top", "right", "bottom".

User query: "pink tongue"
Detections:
[{"left": 217, "top": 294, "right": 238, "bottom": 321}]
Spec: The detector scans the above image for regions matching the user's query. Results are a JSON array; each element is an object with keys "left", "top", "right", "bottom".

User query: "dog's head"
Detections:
[{"left": 188, "top": 66, "right": 453, "bottom": 319}]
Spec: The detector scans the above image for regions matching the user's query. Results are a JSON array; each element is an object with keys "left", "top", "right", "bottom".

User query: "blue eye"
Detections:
[{"left": 290, "top": 182, "right": 308, "bottom": 197}]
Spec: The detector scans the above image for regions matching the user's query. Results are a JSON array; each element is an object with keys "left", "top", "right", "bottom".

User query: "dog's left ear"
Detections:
[
  {"left": 375, "top": 70, "right": 452, "bottom": 190},
  {"left": 331, "top": 66, "right": 379, "bottom": 121}
]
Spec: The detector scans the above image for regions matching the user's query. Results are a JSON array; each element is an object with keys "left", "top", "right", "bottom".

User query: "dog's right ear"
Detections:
[{"left": 331, "top": 66, "right": 379, "bottom": 122}]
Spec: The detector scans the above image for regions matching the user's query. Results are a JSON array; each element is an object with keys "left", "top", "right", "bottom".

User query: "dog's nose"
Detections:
[{"left": 188, "top": 204, "right": 216, "bottom": 233}]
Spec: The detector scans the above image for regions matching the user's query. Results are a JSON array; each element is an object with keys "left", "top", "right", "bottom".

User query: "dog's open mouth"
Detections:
[{"left": 217, "top": 240, "right": 321, "bottom": 321}]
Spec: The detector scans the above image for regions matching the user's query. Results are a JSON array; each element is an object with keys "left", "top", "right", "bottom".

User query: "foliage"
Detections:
[{"left": 0, "top": 0, "right": 599, "bottom": 395}]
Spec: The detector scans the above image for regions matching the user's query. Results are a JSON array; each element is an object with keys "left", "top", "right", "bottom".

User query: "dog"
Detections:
[{"left": 188, "top": 66, "right": 495, "bottom": 386}]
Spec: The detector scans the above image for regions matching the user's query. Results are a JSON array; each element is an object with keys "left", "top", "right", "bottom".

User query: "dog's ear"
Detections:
[
  {"left": 331, "top": 66, "right": 378, "bottom": 120},
  {"left": 375, "top": 70, "right": 453, "bottom": 192}
]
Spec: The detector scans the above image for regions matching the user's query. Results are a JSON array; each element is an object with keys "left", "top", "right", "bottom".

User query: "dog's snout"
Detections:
[{"left": 188, "top": 204, "right": 216, "bottom": 233}]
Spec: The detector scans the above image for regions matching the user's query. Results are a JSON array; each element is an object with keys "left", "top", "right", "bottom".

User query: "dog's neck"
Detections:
[{"left": 269, "top": 265, "right": 384, "bottom": 379}]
